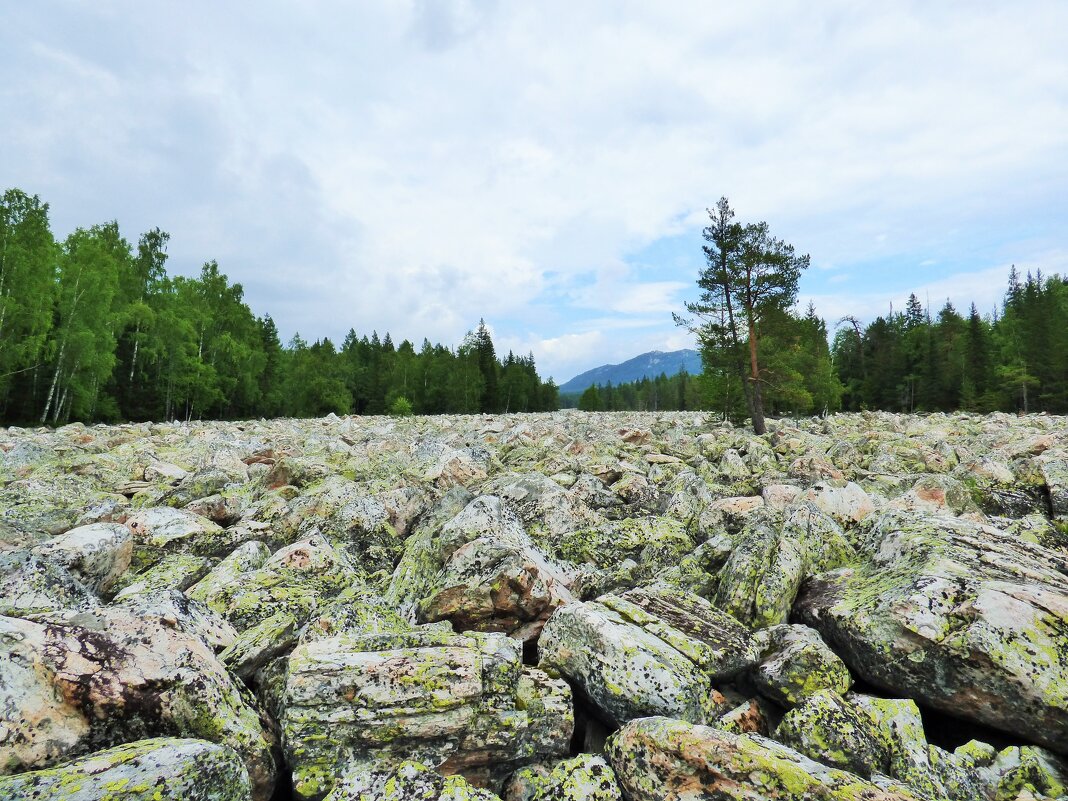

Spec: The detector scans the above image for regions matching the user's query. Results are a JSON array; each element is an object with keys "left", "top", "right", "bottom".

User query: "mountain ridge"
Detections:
[{"left": 559, "top": 348, "right": 702, "bottom": 394}]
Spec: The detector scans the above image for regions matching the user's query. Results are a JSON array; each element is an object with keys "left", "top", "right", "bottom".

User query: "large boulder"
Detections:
[
  {"left": 0, "top": 738, "right": 252, "bottom": 801},
  {"left": 0, "top": 550, "right": 98, "bottom": 616},
  {"left": 281, "top": 627, "right": 571, "bottom": 800},
  {"left": 194, "top": 535, "right": 362, "bottom": 631},
  {"left": 0, "top": 608, "right": 275, "bottom": 799},
  {"left": 504, "top": 754, "right": 622, "bottom": 801},
  {"left": 325, "top": 760, "right": 502, "bottom": 801},
  {"left": 538, "top": 585, "right": 756, "bottom": 726},
  {"left": 795, "top": 509, "right": 1068, "bottom": 754},
  {"left": 750, "top": 624, "right": 852, "bottom": 707},
  {"left": 33, "top": 522, "right": 133, "bottom": 595},
  {"left": 605, "top": 716, "right": 920, "bottom": 800}
]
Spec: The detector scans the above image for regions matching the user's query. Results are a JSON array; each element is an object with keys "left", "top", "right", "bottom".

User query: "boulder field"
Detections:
[{"left": 1, "top": 409, "right": 1067, "bottom": 800}]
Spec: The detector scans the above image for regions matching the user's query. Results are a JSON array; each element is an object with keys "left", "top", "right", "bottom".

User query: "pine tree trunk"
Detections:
[{"left": 747, "top": 316, "right": 766, "bottom": 435}]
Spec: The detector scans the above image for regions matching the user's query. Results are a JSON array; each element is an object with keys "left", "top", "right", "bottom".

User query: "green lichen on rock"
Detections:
[
  {"left": 111, "top": 551, "right": 214, "bottom": 600},
  {"left": 504, "top": 754, "right": 622, "bottom": 801},
  {"left": 282, "top": 628, "right": 571, "bottom": 800},
  {"left": 775, "top": 690, "right": 888, "bottom": 778},
  {"left": 751, "top": 624, "right": 852, "bottom": 707},
  {"left": 795, "top": 508, "right": 1068, "bottom": 754},
  {"left": 605, "top": 716, "right": 921, "bottom": 800},
  {"left": 0, "top": 738, "right": 252, "bottom": 801}
]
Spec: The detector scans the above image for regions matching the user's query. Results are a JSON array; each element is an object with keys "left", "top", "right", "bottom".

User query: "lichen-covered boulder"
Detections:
[
  {"left": 980, "top": 744, "right": 1068, "bottom": 801},
  {"left": 287, "top": 478, "right": 406, "bottom": 579},
  {"left": 1034, "top": 452, "right": 1068, "bottom": 520},
  {"left": 485, "top": 472, "right": 599, "bottom": 541},
  {"left": 0, "top": 550, "right": 98, "bottom": 615},
  {"left": 556, "top": 516, "right": 695, "bottom": 596},
  {"left": 889, "top": 474, "right": 981, "bottom": 518},
  {"left": 112, "top": 551, "right": 214, "bottom": 600},
  {"left": 0, "top": 609, "right": 275, "bottom": 799},
  {"left": 219, "top": 611, "right": 299, "bottom": 682},
  {"left": 800, "top": 480, "right": 877, "bottom": 528},
  {"left": 605, "top": 717, "right": 921, "bottom": 800},
  {"left": 851, "top": 695, "right": 946, "bottom": 798},
  {"left": 414, "top": 496, "right": 576, "bottom": 642},
  {"left": 386, "top": 494, "right": 516, "bottom": 621},
  {"left": 538, "top": 585, "right": 755, "bottom": 726},
  {"left": 325, "top": 760, "right": 502, "bottom": 801},
  {"left": 33, "top": 522, "right": 133, "bottom": 595},
  {"left": 111, "top": 589, "right": 239, "bottom": 651},
  {"left": 795, "top": 509, "right": 1068, "bottom": 753},
  {"left": 186, "top": 540, "right": 272, "bottom": 605},
  {"left": 198, "top": 535, "right": 362, "bottom": 631},
  {"left": 779, "top": 502, "right": 857, "bottom": 574},
  {"left": 751, "top": 624, "right": 852, "bottom": 706},
  {"left": 124, "top": 507, "right": 233, "bottom": 567},
  {"left": 713, "top": 698, "right": 770, "bottom": 736},
  {"left": 504, "top": 754, "right": 622, "bottom": 801},
  {"left": 775, "top": 689, "right": 889, "bottom": 778},
  {"left": 418, "top": 536, "right": 574, "bottom": 643},
  {"left": 0, "top": 738, "right": 252, "bottom": 801},
  {"left": 712, "top": 517, "right": 805, "bottom": 628},
  {"left": 281, "top": 628, "right": 571, "bottom": 800}
]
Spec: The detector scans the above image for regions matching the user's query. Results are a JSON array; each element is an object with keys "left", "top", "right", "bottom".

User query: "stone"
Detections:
[
  {"left": 33, "top": 522, "right": 133, "bottom": 595},
  {"left": 795, "top": 509, "right": 1068, "bottom": 754},
  {"left": 415, "top": 498, "right": 575, "bottom": 642},
  {"left": 605, "top": 716, "right": 921, "bottom": 801},
  {"left": 199, "top": 535, "right": 362, "bottom": 631},
  {"left": 751, "top": 624, "right": 852, "bottom": 707},
  {"left": 0, "top": 550, "right": 97, "bottom": 616},
  {"left": 112, "top": 552, "right": 214, "bottom": 600},
  {"left": 504, "top": 754, "right": 622, "bottom": 801},
  {"left": 124, "top": 507, "right": 231, "bottom": 566},
  {"left": 0, "top": 738, "right": 251, "bottom": 801},
  {"left": 775, "top": 689, "right": 889, "bottom": 777},
  {"left": 713, "top": 698, "right": 770, "bottom": 736},
  {"left": 0, "top": 609, "right": 275, "bottom": 799},
  {"left": 219, "top": 611, "right": 300, "bottom": 682},
  {"left": 712, "top": 517, "right": 802, "bottom": 628},
  {"left": 981, "top": 745, "right": 1068, "bottom": 801},
  {"left": 800, "top": 480, "right": 876, "bottom": 527},
  {"left": 538, "top": 585, "right": 754, "bottom": 726},
  {"left": 324, "top": 760, "right": 502, "bottom": 800},
  {"left": 186, "top": 541, "right": 272, "bottom": 606},
  {"left": 555, "top": 516, "right": 694, "bottom": 596},
  {"left": 281, "top": 628, "right": 571, "bottom": 800}
]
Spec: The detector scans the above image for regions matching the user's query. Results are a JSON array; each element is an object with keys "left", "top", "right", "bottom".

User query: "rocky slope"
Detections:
[{"left": 1, "top": 410, "right": 1066, "bottom": 800}]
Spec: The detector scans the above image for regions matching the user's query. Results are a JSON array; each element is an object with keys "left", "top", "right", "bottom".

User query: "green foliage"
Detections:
[
  {"left": 0, "top": 189, "right": 55, "bottom": 419},
  {"left": 578, "top": 385, "right": 603, "bottom": 411},
  {"left": 677, "top": 197, "right": 812, "bottom": 433},
  {"left": 832, "top": 268, "right": 1068, "bottom": 414},
  {"left": 0, "top": 186, "right": 559, "bottom": 425},
  {"left": 389, "top": 395, "right": 414, "bottom": 416}
]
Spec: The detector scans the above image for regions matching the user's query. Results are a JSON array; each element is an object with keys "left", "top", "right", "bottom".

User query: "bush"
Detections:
[{"left": 389, "top": 396, "right": 414, "bottom": 417}]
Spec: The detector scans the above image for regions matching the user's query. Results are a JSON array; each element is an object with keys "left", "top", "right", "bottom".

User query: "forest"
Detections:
[
  {"left": 4, "top": 186, "right": 1067, "bottom": 427},
  {"left": 571, "top": 272, "right": 1066, "bottom": 419},
  {"left": 0, "top": 188, "right": 558, "bottom": 425}
]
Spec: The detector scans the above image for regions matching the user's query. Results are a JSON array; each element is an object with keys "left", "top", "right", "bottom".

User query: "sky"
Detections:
[{"left": 3, "top": 2, "right": 1067, "bottom": 383}]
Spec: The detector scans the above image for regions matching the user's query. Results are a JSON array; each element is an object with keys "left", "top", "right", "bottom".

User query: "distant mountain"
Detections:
[{"left": 559, "top": 349, "right": 702, "bottom": 394}]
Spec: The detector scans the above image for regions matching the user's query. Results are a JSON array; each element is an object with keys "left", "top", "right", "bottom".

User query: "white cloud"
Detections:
[{"left": 2, "top": 2, "right": 1067, "bottom": 381}]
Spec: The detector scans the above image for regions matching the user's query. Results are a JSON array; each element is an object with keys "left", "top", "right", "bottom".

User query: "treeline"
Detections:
[
  {"left": 833, "top": 268, "right": 1068, "bottom": 413},
  {"left": 560, "top": 369, "right": 704, "bottom": 412},
  {"left": 0, "top": 188, "right": 557, "bottom": 425}
]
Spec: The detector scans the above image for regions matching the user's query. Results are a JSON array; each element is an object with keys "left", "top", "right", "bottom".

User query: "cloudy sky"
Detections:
[{"left": 3, "top": 3, "right": 1067, "bottom": 382}]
